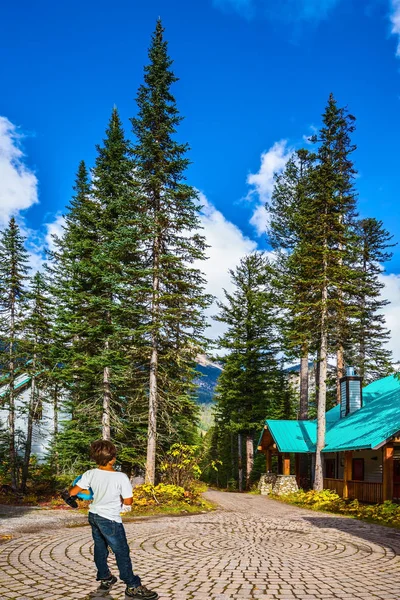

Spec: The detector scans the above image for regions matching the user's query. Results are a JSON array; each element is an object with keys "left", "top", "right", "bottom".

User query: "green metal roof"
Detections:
[
  {"left": 261, "top": 375, "right": 400, "bottom": 454},
  {"left": 324, "top": 375, "right": 400, "bottom": 452},
  {"left": 265, "top": 420, "right": 316, "bottom": 453},
  {"left": 0, "top": 373, "right": 37, "bottom": 398}
]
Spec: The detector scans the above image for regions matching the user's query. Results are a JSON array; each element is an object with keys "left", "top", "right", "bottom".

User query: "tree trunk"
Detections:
[
  {"left": 8, "top": 358, "right": 17, "bottom": 491},
  {"left": 8, "top": 297, "right": 17, "bottom": 491},
  {"left": 359, "top": 249, "right": 367, "bottom": 379},
  {"left": 314, "top": 285, "right": 328, "bottom": 491},
  {"left": 145, "top": 237, "right": 160, "bottom": 485},
  {"left": 231, "top": 431, "right": 235, "bottom": 482},
  {"left": 146, "top": 344, "right": 158, "bottom": 484},
  {"left": 336, "top": 346, "right": 344, "bottom": 405},
  {"left": 53, "top": 383, "right": 59, "bottom": 476},
  {"left": 298, "top": 347, "right": 310, "bottom": 487},
  {"left": 238, "top": 433, "right": 243, "bottom": 492},
  {"left": 245, "top": 434, "right": 254, "bottom": 489},
  {"left": 102, "top": 362, "right": 111, "bottom": 441},
  {"left": 299, "top": 348, "right": 309, "bottom": 419},
  {"left": 21, "top": 360, "right": 36, "bottom": 492}
]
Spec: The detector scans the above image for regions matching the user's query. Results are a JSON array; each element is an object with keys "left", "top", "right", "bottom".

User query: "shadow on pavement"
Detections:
[
  {"left": 0, "top": 506, "right": 44, "bottom": 518},
  {"left": 85, "top": 589, "right": 118, "bottom": 600},
  {"left": 303, "top": 515, "right": 400, "bottom": 554}
]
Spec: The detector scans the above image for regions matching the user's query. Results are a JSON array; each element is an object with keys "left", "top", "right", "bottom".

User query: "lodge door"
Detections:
[{"left": 352, "top": 458, "right": 364, "bottom": 481}]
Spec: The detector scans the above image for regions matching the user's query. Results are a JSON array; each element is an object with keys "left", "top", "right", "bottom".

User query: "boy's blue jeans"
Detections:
[{"left": 88, "top": 512, "right": 141, "bottom": 588}]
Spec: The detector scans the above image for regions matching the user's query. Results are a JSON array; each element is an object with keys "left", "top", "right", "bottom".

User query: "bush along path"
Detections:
[{"left": 273, "top": 489, "right": 400, "bottom": 528}]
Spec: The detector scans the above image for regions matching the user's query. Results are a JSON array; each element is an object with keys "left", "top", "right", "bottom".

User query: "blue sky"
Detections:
[{"left": 2, "top": 0, "right": 400, "bottom": 354}]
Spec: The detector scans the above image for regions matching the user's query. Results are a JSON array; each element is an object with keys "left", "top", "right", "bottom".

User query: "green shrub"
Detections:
[
  {"left": 131, "top": 482, "right": 209, "bottom": 511},
  {"left": 276, "top": 489, "right": 400, "bottom": 527},
  {"left": 227, "top": 478, "right": 238, "bottom": 492},
  {"left": 160, "top": 444, "right": 201, "bottom": 488}
]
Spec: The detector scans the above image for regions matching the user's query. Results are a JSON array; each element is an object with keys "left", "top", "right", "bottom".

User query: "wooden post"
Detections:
[
  {"left": 238, "top": 433, "right": 243, "bottom": 492},
  {"left": 383, "top": 444, "right": 394, "bottom": 502},
  {"left": 343, "top": 450, "right": 353, "bottom": 499},
  {"left": 295, "top": 454, "right": 300, "bottom": 486},
  {"left": 266, "top": 449, "right": 272, "bottom": 473},
  {"left": 283, "top": 453, "right": 291, "bottom": 476}
]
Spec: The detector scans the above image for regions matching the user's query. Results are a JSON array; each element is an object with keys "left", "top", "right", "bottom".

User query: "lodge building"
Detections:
[{"left": 257, "top": 371, "right": 400, "bottom": 503}]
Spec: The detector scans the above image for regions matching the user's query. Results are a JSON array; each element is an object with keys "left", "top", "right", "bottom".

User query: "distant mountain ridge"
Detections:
[{"left": 194, "top": 354, "right": 222, "bottom": 405}]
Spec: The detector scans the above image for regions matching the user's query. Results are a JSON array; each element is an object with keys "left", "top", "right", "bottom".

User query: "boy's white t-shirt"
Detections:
[{"left": 78, "top": 468, "right": 133, "bottom": 523}]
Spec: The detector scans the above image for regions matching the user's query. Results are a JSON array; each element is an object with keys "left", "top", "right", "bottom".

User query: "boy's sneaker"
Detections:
[
  {"left": 125, "top": 584, "right": 159, "bottom": 599},
  {"left": 99, "top": 575, "right": 118, "bottom": 590}
]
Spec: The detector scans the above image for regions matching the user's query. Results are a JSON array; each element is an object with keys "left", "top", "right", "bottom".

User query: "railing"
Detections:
[
  {"left": 347, "top": 481, "right": 382, "bottom": 504},
  {"left": 323, "top": 478, "right": 383, "bottom": 503},
  {"left": 323, "top": 478, "right": 344, "bottom": 496}
]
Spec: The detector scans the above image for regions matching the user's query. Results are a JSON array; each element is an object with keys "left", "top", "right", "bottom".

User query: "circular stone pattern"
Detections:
[{"left": 1, "top": 491, "right": 400, "bottom": 600}]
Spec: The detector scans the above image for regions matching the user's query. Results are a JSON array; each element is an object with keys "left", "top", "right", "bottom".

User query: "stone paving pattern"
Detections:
[{"left": 1, "top": 491, "right": 400, "bottom": 600}]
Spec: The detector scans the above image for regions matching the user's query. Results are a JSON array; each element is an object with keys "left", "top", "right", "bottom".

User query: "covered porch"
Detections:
[
  {"left": 257, "top": 424, "right": 310, "bottom": 496},
  {"left": 323, "top": 445, "right": 400, "bottom": 503},
  {"left": 258, "top": 422, "right": 400, "bottom": 503}
]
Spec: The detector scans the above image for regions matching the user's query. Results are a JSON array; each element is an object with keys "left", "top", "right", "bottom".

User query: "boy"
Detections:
[{"left": 69, "top": 440, "right": 158, "bottom": 599}]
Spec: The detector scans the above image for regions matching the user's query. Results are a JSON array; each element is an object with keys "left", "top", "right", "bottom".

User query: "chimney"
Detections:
[{"left": 340, "top": 366, "right": 362, "bottom": 418}]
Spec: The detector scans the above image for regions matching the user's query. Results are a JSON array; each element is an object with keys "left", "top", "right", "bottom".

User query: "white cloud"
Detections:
[
  {"left": 302, "top": 124, "right": 318, "bottom": 145},
  {"left": 246, "top": 140, "right": 293, "bottom": 235},
  {"left": 45, "top": 213, "right": 65, "bottom": 252},
  {"left": 379, "top": 273, "right": 400, "bottom": 361},
  {"left": 390, "top": 0, "right": 400, "bottom": 56},
  {"left": 0, "top": 116, "right": 38, "bottom": 226},
  {"left": 197, "top": 192, "right": 258, "bottom": 344},
  {"left": 0, "top": 115, "right": 66, "bottom": 271}
]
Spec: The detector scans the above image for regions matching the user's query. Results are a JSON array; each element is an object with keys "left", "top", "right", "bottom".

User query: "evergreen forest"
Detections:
[{"left": 0, "top": 20, "right": 395, "bottom": 496}]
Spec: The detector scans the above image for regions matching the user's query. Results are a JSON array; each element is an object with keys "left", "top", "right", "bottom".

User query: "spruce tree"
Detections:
[
  {"left": 131, "top": 19, "right": 210, "bottom": 484},
  {"left": 350, "top": 218, "right": 394, "bottom": 382},
  {"left": 49, "top": 160, "right": 103, "bottom": 449},
  {"left": 90, "top": 107, "right": 142, "bottom": 441},
  {"left": 267, "top": 149, "right": 316, "bottom": 419},
  {"left": 21, "top": 271, "right": 54, "bottom": 491},
  {"left": 213, "top": 253, "right": 279, "bottom": 489},
  {"left": 307, "top": 94, "right": 358, "bottom": 490},
  {"left": 0, "top": 218, "right": 30, "bottom": 490}
]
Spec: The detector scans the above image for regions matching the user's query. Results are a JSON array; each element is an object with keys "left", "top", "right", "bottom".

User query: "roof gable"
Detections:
[
  {"left": 324, "top": 375, "right": 400, "bottom": 452},
  {"left": 265, "top": 420, "right": 316, "bottom": 453},
  {"left": 260, "top": 375, "right": 400, "bottom": 454}
]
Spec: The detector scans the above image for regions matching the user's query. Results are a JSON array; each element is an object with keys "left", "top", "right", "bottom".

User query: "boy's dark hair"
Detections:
[{"left": 90, "top": 440, "right": 117, "bottom": 466}]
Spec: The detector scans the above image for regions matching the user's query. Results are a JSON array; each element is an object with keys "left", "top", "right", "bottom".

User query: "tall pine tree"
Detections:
[
  {"left": 90, "top": 107, "right": 142, "bottom": 441},
  {"left": 48, "top": 160, "right": 103, "bottom": 456},
  {"left": 349, "top": 218, "right": 394, "bottom": 382},
  {"left": 213, "top": 253, "right": 281, "bottom": 490},
  {"left": 21, "top": 271, "right": 54, "bottom": 491},
  {"left": 307, "top": 95, "right": 358, "bottom": 490},
  {"left": 267, "top": 149, "right": 316, "bottom": 420},
  {"left": 131, "top": 20, "right": 210, "bottom": 483},
  {"left": 0, "top": 218, "right": 30, "bottom": 490}
]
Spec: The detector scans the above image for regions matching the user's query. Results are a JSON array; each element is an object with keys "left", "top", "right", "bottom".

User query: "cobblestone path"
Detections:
[{"left": 1, "top": 491, "right": 400, "bottom": 600}]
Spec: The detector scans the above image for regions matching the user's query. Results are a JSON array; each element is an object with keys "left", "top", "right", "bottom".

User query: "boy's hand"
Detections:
[
  {"left": 61, "top": 490, "right": 79, "bottom": 509},
  {"left": 69, "top": 484, "right": 87, "bottom": 496}
]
